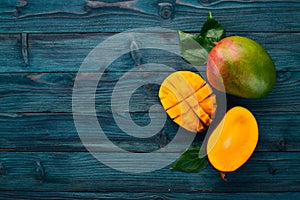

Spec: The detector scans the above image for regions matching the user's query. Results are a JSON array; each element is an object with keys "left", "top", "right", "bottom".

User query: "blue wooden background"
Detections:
[{"left": 0, "top": 0, "right": 300, "bottom": 199}]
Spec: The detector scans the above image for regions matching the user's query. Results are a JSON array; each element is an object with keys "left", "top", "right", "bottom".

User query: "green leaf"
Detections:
[
  {"left": 170, "top": 146, "right": 208, "bottom": 173},
  {"left": 199, "top": 12, "right": 225, "bottom": 52},
  {"left": 178, "top": 30, "right": 208, "bottom": 66},
  {"left": 178, "top": 12, "right": 225, "bottom": 65},
  {"left": 200, "top": 12, "right": 225, "bottom": 41}
]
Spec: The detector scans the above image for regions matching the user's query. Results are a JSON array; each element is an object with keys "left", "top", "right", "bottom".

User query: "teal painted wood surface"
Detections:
[
  {"left": 0, "top": 0, "right": 299, "bottom": 33},
  {"left": 0, "top": 32, "right": 299, "bottom": 72},
  {"left": 0, "top": 72, "right": 299, "bottom": 113},
  {"left": 1, "top": 111, "right": 299, "bottom": 152},
  {"left": 1, "top": 192, "right": 300, "bottom": 200},
  {"left": 0, "top": 0, "right": 300, "bottom": 199},
  {"left": 0, "top": 152, "right": 299, "bottom": 192}
]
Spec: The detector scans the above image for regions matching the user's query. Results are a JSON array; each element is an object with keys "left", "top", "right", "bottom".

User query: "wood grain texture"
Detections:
[
  {"left": 0, "top": 0, "right": 299, "bottom": 197},
  {"left": 0, "top": 34, "right": 24, "bottom": 69},
  {"left": 0, "top": 111, "right": 299, "bottom": 152},
  {"left": 0, "top": 152, "right": 299, "bottom": 192},
  {"left": 0, "top": 32, "right": 299, "bottom": 72},
  {"left": 0, "top": 192, "right": 300, "bottom": 200},
  {"left": 0, "top": 0, "right": 299, "bottom": 33},
  {"left": 0, "top": 71, "right": 299, "bottom": 113}
]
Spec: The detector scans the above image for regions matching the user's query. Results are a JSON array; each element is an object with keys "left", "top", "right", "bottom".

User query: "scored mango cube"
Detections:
[{"left": 159, "top": 71, "right": 217, "bottom": 133}]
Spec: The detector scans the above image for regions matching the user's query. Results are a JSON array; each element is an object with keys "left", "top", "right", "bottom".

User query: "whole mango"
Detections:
[{"left": 206, "top": 36, "right": 276, "bottom": 98}]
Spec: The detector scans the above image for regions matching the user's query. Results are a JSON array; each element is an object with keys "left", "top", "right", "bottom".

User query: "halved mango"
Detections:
[
  {"left": 159, "top": 71, "right": 217, "bottom": 132},
  {"left": 207, "top": 106, "right": 259, "bottom": 172}
]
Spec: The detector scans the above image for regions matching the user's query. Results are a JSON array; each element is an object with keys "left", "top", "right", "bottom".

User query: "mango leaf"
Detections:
[
  {"left": 199, "top": 12, "right": 225, "bottom": 52},
  {"left": 170, "top": 146, "right": 208, "bottom": 173},
  {"left": 178, "top": 30, "right": 208, "bottom": 66},
  {"left": 178, "top": 12, "right": 225, "bottom": 65}
]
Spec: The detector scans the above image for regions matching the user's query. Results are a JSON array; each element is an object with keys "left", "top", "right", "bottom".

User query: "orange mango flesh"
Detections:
[
  {"left": 207, "top": 106, "right": 259, "bottom": 172},
  {"left": 159, "top": 71, "right": 217, "bottom": 132}
]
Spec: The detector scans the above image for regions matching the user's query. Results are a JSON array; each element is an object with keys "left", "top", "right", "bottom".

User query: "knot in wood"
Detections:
[
  {"left": 268, "top": 164, "right": 277, "bottom": 175},
  {"left": 199, "top": 0, "right": 210, "bottom": 4},
  {"left": 158, "top": 2, "right": 174, "bottom": 20},
  {"left": 278, "top": 138, "right": 287, "bottom": 151},
  {"left": 130, "top": 40, "right": 142, "bottom": 67},
  {"left": 83, "top": 5, "right": 92, "bottom": 12},
  {"left": 35, "top": 161, "right": 45, "bottom": 182}
]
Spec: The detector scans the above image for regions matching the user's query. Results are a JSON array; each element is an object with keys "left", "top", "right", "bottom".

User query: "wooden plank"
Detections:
[
  {"left": 0, "top": 192, "right": 299, "bottom": 200},
  {"left": 0, "top": 32, "right": 299, "bottom": 72},
  {"left": 0, "top": 0, "right": 299, "bottom": 33},
  {"left": 0, "top": 152, "right": 299, "bottom": 192},
  {"left": 0, "top": 111, "right": 299, "bottom": 152},
  {"left": 0, "top": 71, "right": 299, "bottom": 113},
  {"left": 0, "top": 112, "right": 178, "bottom": 153},
  {"left": 0, "top": 1, "right": 297, "bottom": 198},
  {"left": 0, "top": 34, "right": 25, "bottom": 69}
]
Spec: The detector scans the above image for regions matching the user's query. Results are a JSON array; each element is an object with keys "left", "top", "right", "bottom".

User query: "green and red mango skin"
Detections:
[{"left": 207, "top": 36, "right": 276, "bottom": 99}]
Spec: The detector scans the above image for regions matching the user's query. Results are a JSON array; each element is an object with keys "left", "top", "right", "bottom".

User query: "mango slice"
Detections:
[
  {"left": 207, "top": 106, "right": 259, "bottom": 172},
  {"left": 159, "top": 71, "right": 217, "bottom": 132}
]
